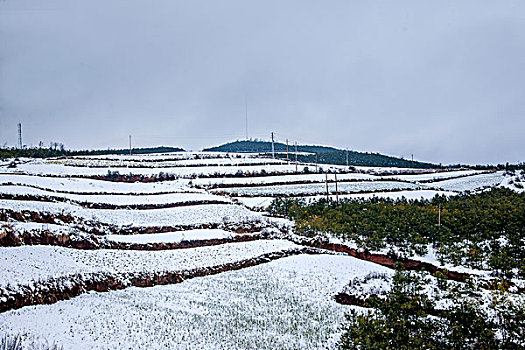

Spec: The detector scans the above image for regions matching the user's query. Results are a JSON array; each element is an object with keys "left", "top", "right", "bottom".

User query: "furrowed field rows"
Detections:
[
  {"left": 0, "top": 185, "right": 231, "bottom": 209},
  {"left": 213, "top": 181, "right": 424, "bottom": 197},
  {"left": 0, "top": 240, "right": 301, "bottom": 294},
  {"left": 0, "top": 174, "right": 191, "bottom": 194},
  {"left": 0, "top": 152, "right": 518, "bottom": 350},
  {"left": 0, "top": 200, "right": 274, "bottom": 228},
  {"left": 0, "top": 255, "right": 391, "bottom": 349}
]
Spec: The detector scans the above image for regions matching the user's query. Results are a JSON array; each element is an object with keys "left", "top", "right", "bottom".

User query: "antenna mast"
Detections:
[
  {"left": 294, "top": 141, "right": 298, "bottom": 172},
  {"left": 271, "top": 132, "right": 275, "bottom": 159},
  {"left": 17, "top": 123, "right": 22, "bottom": 149}
]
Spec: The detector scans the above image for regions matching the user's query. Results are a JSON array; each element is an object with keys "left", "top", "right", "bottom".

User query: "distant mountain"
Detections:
[{"left": 204, "top": 140, "right": 437, "bottom": 168}]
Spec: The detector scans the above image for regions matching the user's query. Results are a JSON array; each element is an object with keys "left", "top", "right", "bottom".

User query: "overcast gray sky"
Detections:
[{"left": 1, "top": 0, "right": 524, "bottom": 164}]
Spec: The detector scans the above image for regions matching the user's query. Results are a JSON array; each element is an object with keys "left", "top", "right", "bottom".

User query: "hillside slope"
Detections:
[{"left": 204, "top": 140, "right": 437, "bottom": 168}]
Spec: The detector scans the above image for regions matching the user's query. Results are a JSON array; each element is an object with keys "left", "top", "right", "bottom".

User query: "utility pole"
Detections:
[
  {"left": 325, "top": 173, "right": 329, "bottom": 201},
  {"left": 346, "top": 148, "right": 349, "bottom": 167},
  {"left": 129, "top": 135, "right": 132, "bottom": 156},
  {"left": 271, "top": 132, "right": 275, "bottom": 159},
  {"left": 286, "top": 139, "right": 289, "bottom": 161},
  {"left": 315, "top": 153, "right": 318, "bottom": 173},
  {"left": 294, "top": 141, "right": 298, "bottom": 172},
  {"left": 17, "top": 123, "right": 22, "bottom": 149},
  {"left": 335, "top": 173, "right": 339, "bottom": 202},
  {"left": 438, "top": 204, "right": 441, "bottom": 228}
]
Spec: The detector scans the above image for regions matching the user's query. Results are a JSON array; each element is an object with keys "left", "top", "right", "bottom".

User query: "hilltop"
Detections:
[{"left": 204, "top": 140, "right": 437, "bottom": 168}]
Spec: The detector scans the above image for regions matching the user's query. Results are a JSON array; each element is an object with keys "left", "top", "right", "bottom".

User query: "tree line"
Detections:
[
  {"left": 0, "top": 146, "right": 184, "bottom": 160},
  {"left": 269, "top": 188, "right": 525, "bottom": 279},
  {"left": 339, "top": 266, "right": 524, "bottom": 349}
]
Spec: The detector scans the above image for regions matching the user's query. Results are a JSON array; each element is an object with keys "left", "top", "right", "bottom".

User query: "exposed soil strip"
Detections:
[
  {"left": 0, "top": 228, "right": 268, "bottom": 251},
  {"left": 0, "top": 193, "right": 230, "bottom": 210},
  {"left": 1, "top": 209, "right": 79, "bottom": 228},
  {"left": 202, "top": 178, "right": 416, "bottom": 190},
  {"left": 5, "top": 169, "right": 355, "bottom": 182},
  {"left": 333, "top": 293, "right": 450, "bottom": 318},
  {"left": 0, "top": 247, "right": 324, "bottom": 313},
  {"left": 333, "top": 293, "right": 368, "bottom": 307},
  {"left": 71, "top": 155, "right": 239, "bottom": 163},
  {"left": 216, "top": 186, "right": 425, "bottom": 198},
  {"left": 0, "top": 209, "right": 272, "bottom": 237},
  {"left": 60, "top": 161, "right": 286, "bottom": 169},
  {"left": 0, "top": 182, "right": 198, "bottom": 196},
  {"left": 301, "top": 241, "right": 470, "bottom": 282}
]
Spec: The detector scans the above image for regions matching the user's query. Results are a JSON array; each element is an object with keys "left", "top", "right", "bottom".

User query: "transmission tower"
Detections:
[
  {"left": 17, "top": 123, "right": 22, "bottom": 149},
  {"left": 271, "top": 132, "right": 275, "bottom": 159}
]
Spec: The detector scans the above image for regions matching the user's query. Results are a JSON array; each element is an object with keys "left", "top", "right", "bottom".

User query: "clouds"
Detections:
[{"left": 1, "top": 0, "right": 524, "bottom": 163}]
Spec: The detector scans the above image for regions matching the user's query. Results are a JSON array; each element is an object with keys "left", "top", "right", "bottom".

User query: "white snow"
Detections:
[
  {"left": 428, "top": 171, "right": 506, "bottom": 192},
  {"left": 1, "top": 221, "right": 73, "bottom": 235},
  {"left": 3, "top": 162, "right": 312, "bottom": 178},
  {"left": 0, "top": 200, "right": 265, "bottom": 227},
  {"left": 106, "top": 229, "right": 233, "bottom": 244},
  {"left": 235, "top": 197, "right": 276, "bottom": 210},
  {"left": 0, "top": 254, "right": 390, "bottom": 349},
  {"left": 1, "top": 152, "right": 522, "bottom": 350},
  {"left": 338, "top": 189, "right": 457, "bottom": 201},
  {"left": 40, "top": 157, "right": 286, "bottom": 169},
  {"left": 191, "top": 172, "right": 379, "bottom": 188},
  {"left": 386, "top": 170, "right": 484, "bottom": 183},
  {"left": 214, "top": 181, "right": 423, "bottom": 197},
  {"left": 0, "top": 240, "right": 300, "bottom": 289},
  {"left": 71, "top": 151, "right": 260, "bottom": 161},
  {"left": 0, "top": 185, "right": 229, "bottom": 206},
  {"left": 0, "top": 174, "right": 190, "bottom": 194},
  {"left": 499, "top": 171, "right": 525, "bottom": 192}
]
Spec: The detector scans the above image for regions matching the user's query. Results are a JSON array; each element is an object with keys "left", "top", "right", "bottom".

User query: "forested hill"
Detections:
[{"left": 204, "top": 140, "right": 438, "bottom": 168}]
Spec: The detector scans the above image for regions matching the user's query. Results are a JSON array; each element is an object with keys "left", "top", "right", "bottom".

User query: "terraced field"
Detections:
[{"left": 0, "top": 152, "right": 513, "bottom": 348}]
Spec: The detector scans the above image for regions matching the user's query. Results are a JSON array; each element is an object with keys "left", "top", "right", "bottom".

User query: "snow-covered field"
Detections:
[
  {"left": 214, "top": 180, "right": 423, "bottom": 197},
  {"left": 0, "top": 240, "right": 299, "bottom": 290},
  {"left": 106, "top": 229, "right": 234, "bottom": 244},
  {"left": 0, "top": 174, "right": 191, "bottom": 194},
  {"left": 0, "top": 255, "right": 390, "bottom": 349},
  {"left": 4, "top": 161, "right": 333, "bottom": 178},
  {"left": 46, "top": 156, "right": 287, "bottom": 168},
  {"left": 0, "top": 184, "right": 229, "bottom": 206},
  {"left": 0, "top": 152, "right": 514, "bottom": 349},
  {"left": 500, "top": 171, "right": 525, "bottom": 192},
  {"left": 387, "top": 169, "right": 485, "bottom": 183},
  {"left": 427, "top": 171, "right": 505, "bottom": 192},
  {"left": 0, "top": 199, "right": 266, "bottom": 227},
  {"left": 192, "top": 172, "right": 380, "bottom": 188}
]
